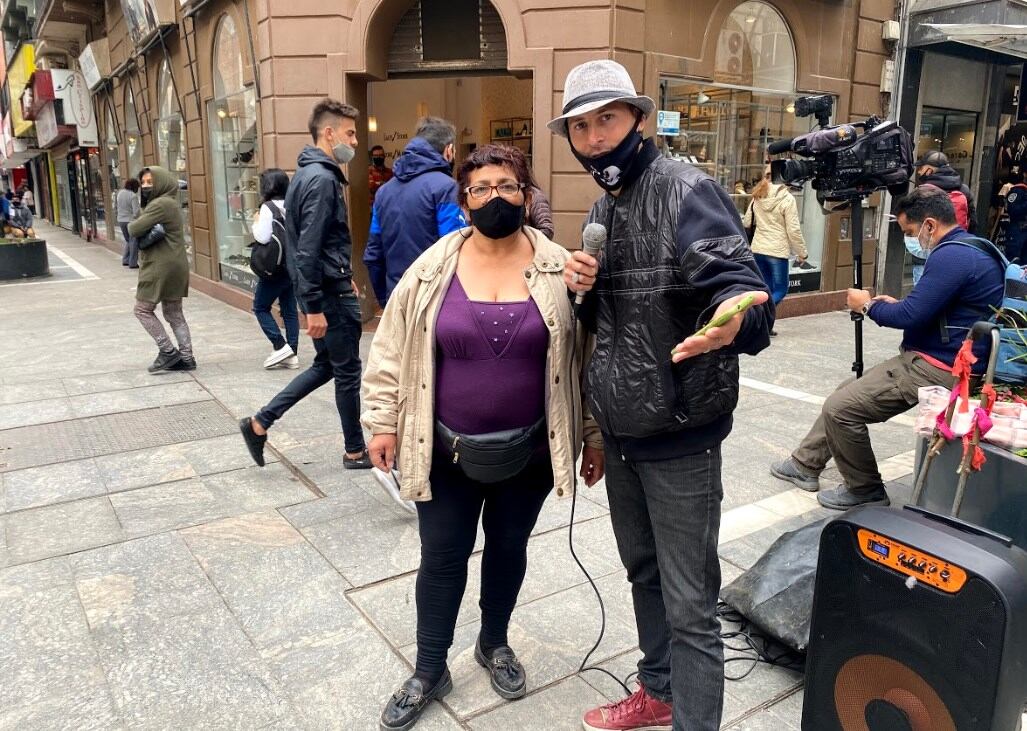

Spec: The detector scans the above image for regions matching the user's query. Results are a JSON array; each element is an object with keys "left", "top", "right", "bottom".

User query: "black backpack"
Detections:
[{"left": 249, "top": 202, "right": 286, "bottom": 281}]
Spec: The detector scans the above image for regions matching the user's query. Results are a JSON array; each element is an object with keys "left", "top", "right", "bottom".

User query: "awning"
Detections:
[
  {"left": 919, "top": 23, "right": 1027, "bottom": 60},
  {"left": 2, "top": 147, "right": 43, "bottom": 167}
]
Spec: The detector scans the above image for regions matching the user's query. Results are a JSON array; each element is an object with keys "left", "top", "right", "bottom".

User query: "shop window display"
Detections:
[
  {"left": 209, "top": 13, "right": 260, "bottom": 292},
  {"left": 156, "top": 59, "right": 192, "bottom": 259},
  {"left": 124, "top": 86, "right": 143, "bottom": 182},
  {"left": 106, "top": 104, "right": 123, "bottom": 241},
  {"left": 659, "top": 1, "right": 825, "bottom": 293}
]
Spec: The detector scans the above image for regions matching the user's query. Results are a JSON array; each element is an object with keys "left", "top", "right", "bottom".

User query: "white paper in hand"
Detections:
[{"left": 371, "top": 467, "right": 417, "bottom": 516}]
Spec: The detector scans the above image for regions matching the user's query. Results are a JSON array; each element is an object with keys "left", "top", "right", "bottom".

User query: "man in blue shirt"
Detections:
[
  {"left": 771, "top": 186, "right": 1004, "bottom": 510},
  {"left": 363, "top": 117, "right": 465, "bottom": 307}
]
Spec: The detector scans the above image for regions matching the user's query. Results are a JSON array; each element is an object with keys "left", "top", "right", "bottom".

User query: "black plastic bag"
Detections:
[{"left": 720, "top": 517, "right": 831, "bottom": 653}]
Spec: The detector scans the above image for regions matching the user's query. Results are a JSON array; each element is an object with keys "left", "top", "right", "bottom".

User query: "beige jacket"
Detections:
[
  {"left": 361, "top": 226, "right": 602, "bottom": 502},
  {"left": 743, "top": 184, "right": 808, "bottom": 260}
]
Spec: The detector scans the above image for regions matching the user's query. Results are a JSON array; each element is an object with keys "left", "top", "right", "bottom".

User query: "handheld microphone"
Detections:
[{"left": 575, "top": 223, "right": 607, "bottom": 308}]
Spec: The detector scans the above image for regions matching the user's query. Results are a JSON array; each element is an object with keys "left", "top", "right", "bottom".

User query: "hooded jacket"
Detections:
[
  {"left": 285, "top": 146, "right": 355, "bottom": 315},
  {"left": 127, "top": 166, "right": 189, "bottom": 303},
  {"left": 743, "top": 184, "right": 808, "bottom": 260},
  {"left": 579, "top": 139, "right": 774, "bottom": 460},
  {"left": 918, "top": 166, "right": 978, "bottom": 234},
  {"left": 364, "top": 137, "right": 465, "bottom": 306}
]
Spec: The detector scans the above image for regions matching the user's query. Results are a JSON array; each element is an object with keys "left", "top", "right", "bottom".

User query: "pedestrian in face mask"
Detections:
[
  {"left": 555, "top": 60, "right": 774, "bottom": 731},
  {"left": 7, "top": 195, "right": 35, "bottom": 238},
  {"left": 363, "top": 143, "right": 603, "bottom": 731},
  {"left": 367, "top": 144, "right": 393, "bottom": 206}
]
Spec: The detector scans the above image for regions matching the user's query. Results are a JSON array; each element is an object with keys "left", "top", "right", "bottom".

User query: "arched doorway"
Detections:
[
  {"left": 156, "top": 58, "right": 193, "bottom": 259},
  {"left": 339, "top": 0, "right": 547, "bottom": 319},
  {"left": 659, "top": 0, "right": 826, "bottom": 293}
]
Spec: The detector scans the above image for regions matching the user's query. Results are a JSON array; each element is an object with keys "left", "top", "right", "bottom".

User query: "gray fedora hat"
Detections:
[{"left": 548, "top": 60, "right": 656, "bottom": 137}]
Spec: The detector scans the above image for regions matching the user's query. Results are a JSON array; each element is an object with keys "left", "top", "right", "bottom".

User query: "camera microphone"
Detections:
[
  {"left": 767, "top": 137, "right": 795, "bottom": 155},
  {"left": 575, "top": 223, "right": 607, "bottom": 308}
]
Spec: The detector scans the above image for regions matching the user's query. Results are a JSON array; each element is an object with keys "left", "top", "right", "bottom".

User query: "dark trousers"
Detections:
[
  {"left": 252, "top": 272, "right": 299, "bottom": 353},
  {"left": 120, "top": 222, "right": 138, "bottom": 267},
  {"left": 414, "top": 453, "right": 553, "bottom": 677},
  {"left": 605, "top": 444, "right": 724, "bottom": 731},
  {"left": 254, "top": 293, "right": 365, "bottom": 453},
  {"left": 753, "top": 253, "right": 789, "bottom": 306}
]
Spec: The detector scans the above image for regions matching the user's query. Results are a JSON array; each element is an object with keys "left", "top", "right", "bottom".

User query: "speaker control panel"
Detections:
[{"left": 857, "top": 528, "right": 968, "bottom": 593}]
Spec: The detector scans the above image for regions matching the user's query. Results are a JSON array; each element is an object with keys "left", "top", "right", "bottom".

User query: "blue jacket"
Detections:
[
  {"left": 868, "top": 228, "right": 1004, "bottom": 368},
  {"left": 364, "top": 137, "right": 465, "bottom": 305}
]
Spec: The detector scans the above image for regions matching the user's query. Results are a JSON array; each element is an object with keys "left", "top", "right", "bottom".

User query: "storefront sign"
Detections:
[
  {"left": 79, "top": 40, "right": 112, "bottom": 91},
  {"left": 219, "top": 263, "right": 258, "bottom": 293},
  {"left": 8, "top": 44, "right": 37, "bottom": 138},
  {"left": 657, "top": 110, "right": 681, "bottom": 136},
  {"left": 59, "top": 71, "right": 99, "bottom": 147}
]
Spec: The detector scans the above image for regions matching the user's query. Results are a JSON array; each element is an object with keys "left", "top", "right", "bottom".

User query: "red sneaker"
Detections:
[{"left": 582, "top": 684, "right": 673, "bottom": 730}]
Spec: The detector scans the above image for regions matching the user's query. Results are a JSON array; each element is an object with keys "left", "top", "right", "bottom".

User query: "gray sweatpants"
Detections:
[{"left": 134, "top": 299, "right": 192, "bottom": 358}]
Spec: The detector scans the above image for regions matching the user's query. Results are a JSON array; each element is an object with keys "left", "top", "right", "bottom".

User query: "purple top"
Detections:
[{"left": 434, "top": 275, "right": 548, "bottom": 434}]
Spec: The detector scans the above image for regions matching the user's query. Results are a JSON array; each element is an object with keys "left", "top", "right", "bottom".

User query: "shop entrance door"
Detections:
[{"left": 917, "top": 108, "right": 978, "bottom": 187}]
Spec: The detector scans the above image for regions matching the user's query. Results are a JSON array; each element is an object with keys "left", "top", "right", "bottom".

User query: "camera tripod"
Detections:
[{"left": 848, "top": 196, "right": 866, "bottom": 379}]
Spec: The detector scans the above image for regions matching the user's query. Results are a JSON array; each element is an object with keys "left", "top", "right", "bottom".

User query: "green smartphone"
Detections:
[{"left": 691, "top": 293, "right": 757, "bottom": 338}]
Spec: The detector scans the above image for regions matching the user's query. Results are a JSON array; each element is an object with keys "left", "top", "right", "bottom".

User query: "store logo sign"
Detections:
[{"left": 656, "top": 110, "right": 681, "bottom": 136}]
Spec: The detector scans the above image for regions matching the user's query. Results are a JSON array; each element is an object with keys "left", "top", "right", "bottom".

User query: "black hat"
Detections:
[{"left": 914, "top": 150, "right": 948, "bottom": 168}]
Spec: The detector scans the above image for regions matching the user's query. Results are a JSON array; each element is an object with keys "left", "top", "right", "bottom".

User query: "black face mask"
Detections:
[
  {"left": 140, "top": 187, "right": 153, "bottom": 207},
  {"left": 372, "top": 156, "right": 386, "bottom": 167},
  {"left": 571, "top": 126, "right": 644, "bottom": 193},
  {"left": 470, "top": 196, "right": 524, "bottom": 239}
]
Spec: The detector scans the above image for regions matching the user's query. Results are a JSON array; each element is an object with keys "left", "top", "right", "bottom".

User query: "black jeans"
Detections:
[
  {"left": 414, "top": 452, "right": 553, "bottom": 677},
  {"left": 604, "top": 443, "right": 724, "bottom": 731},
  {"left": 252, "top": 271, "right": 299, "bottom": 353},
  {"left": 255, "top": 292, "right": 365, "bottom": 453}
]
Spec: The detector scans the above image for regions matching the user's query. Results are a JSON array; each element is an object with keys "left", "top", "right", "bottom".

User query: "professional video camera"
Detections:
[{"left": 768, "top": 94, "right": 914, "bottom": 205}]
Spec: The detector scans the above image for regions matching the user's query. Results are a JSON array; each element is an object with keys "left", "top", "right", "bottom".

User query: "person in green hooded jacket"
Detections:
[{"left": 128, "top": 166, "right": 194, "bottom": 373}]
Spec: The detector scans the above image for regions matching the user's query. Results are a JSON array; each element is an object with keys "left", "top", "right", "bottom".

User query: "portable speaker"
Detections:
[{"left": 802, "top": 506, "right": 1027, "bottom": 731}]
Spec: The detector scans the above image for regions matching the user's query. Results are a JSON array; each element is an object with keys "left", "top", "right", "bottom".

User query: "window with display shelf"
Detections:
[
  {"left": 209, "top": 13, "right": 260, "bottom": 292},
  {"left": 157, "top": 59, "right": 192, "bottom": 260}
]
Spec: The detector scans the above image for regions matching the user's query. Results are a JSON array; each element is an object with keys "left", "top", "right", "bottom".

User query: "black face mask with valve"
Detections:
[{"left": 470, "top": 196, "right": 524, "bottom": 239}]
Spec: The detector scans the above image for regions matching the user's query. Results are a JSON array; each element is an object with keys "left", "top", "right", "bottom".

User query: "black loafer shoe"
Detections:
[
  {"left": 475, "top": 638, "right": 526, "bottom": 700},
  {"left": 239, "top": 418, "right": 267, "bottom": 467},
  {"left": 343, "top": 448, "right": 373, "bottom": 470},
  {"left": 380, "top": 670, "right": 452, "bottom": 731},
  {"left": 148, "top": 349, "right": 183, "bottom": 373}
]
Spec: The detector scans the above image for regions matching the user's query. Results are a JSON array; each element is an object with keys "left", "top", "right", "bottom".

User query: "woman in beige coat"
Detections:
[
  {"left": 363, "top": 144, "right": 603, "bottom": 731},
  {"left": 743, "top": 174, "right": 808, "bottom": 330}
]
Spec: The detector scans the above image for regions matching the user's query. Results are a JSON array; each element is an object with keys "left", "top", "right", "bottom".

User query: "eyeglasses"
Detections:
[{"left": 464, "top": 183, "right": 525, "bottom": 200}]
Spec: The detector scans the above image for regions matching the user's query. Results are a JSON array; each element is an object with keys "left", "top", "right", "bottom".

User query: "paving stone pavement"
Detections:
[{"left": 3, "top": 223, "right": 1018, "bottom": 730}]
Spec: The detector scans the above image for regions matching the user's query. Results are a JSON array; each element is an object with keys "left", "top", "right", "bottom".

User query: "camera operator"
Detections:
[
  {"left": 556, "top": 60, "right": 773, "bottom": 731},
  {"left": 915, "top": 150, "right": 978, "bottom": 234},
  {"left": 771, "top": 186, "right": 1004, "bottom": 510}
]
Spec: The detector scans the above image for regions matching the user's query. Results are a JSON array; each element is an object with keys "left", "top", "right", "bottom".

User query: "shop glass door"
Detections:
[{"left": 918, "top": 108, "right": 978, "bottom": 186}]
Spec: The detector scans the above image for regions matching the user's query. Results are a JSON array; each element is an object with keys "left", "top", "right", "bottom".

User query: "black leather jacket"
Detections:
[{"left": 581, "top": 141, "right": 773, "bottom": 456}]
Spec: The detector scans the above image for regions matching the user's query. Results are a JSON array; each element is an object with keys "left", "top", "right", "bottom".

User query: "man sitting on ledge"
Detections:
[
  {"left": 771, "top": 186, "right": 1004, "bottom": 510},
  {"left": 7, "top": 194, "right": 35, "bottom": 238}
]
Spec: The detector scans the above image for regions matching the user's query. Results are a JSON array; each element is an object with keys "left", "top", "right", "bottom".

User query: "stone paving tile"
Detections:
[
  {"left": 108, "top": 478, "right": 225, "bottom": 537},
  {"left": 5, "top": 496, "right": 125, "bottom": 565},
  {"left": 0, "top": 396, "right": 75, "bottom": 430},
  {"left": 95, "top": 447, "right": 199, "bottom": 494},
  {"left": 90, "top": 609, "right": 294, "bottom": 730},
  {"left": 0, "top": 558, "right": 112, "bottom": 715},
  {"left": 0, "top": 379, "right": 68, "bottom": 405},
  {"left": 61, "top": 369, "right": 193, "bottom": 396},
  {"left": 1, "top": 458, "right": 107, "bottom": 512},
  {"left": 0, "top": 685, "right": 123, "bottom": 731},
  {"left": 466, "top": 676, "right": 608, "bottom": 729},
  {"left": 68, "top": 381, "right": 212, "bottom": 419},
  {"left": 72, "top": 533, "right": 224, "bottom": 631}
]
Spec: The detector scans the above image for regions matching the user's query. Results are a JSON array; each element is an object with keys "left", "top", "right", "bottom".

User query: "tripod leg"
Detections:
[{"left": 851, "top": 198, "right": 865, "bottom": 378}]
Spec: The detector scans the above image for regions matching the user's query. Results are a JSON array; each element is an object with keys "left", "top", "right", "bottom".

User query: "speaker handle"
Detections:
[{"left": 903, "top": 505, "right": 1014, "bottom": 546}]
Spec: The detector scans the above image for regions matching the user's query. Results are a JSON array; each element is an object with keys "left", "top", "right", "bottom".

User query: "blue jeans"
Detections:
[
  {"left": 753, "top": 253, "right": 790, "bottom": 306},
  {"left": 252, "top": 272, "right": 299, "bottom": 353},
  {"left": 604, "top": 444, "right": 724, "bottom": 731},
  {"left": 255, "top": 293, "right": 366, "bottom": 454}
]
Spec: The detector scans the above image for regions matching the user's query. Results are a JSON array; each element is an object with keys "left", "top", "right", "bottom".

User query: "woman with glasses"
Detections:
[{"left": 364, "top": 144, "right": 604, "bottom": 731}]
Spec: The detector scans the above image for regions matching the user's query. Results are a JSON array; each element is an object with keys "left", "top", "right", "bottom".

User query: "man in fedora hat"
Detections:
[{"left": 555, "top": 60, "right": 774, "bottom": 731}]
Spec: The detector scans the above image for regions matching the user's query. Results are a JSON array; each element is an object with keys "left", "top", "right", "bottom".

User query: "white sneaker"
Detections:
[
  {"left": 263, "top": 344, "right": 295, "bottom": 369},
  {"left": 280, "top": 355, "right": 299, "bottom": 369}
]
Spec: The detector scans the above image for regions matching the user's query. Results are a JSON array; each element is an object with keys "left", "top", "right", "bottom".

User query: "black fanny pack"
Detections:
[{"left": 434, "top": 418, "right": 546, "bottom": 484}]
